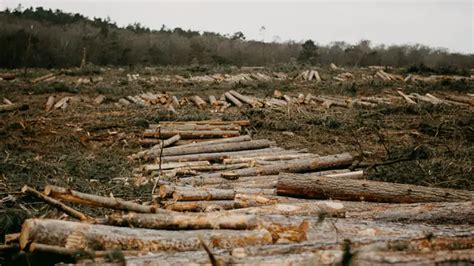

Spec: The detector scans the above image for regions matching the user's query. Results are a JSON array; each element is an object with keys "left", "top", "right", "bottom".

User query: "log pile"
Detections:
[
  {"left": 9, "top": 121, "right": 474, "bottom": 264},
  {"left": 296, "top": 70, "right": 321, "bottom": 82}
]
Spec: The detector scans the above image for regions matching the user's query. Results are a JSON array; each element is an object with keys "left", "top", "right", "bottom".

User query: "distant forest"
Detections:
[{"left": 1, "top": 6, "right": 473, "bottom": 72}]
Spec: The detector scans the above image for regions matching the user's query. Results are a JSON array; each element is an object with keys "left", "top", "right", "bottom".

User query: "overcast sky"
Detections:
[{"left": 2, "top": 0, "right": 473, "bottom": 54}]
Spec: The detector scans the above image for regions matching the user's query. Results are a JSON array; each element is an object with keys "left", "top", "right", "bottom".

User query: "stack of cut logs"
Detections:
[
  {"left": 12, "top": 121, "right": 474, "bottom": 265},
  {"left": 296, "top": 70, "right": 321, "bottom": 82},
  {"left": 115, "top": 89, "right": 474, "bottom": 112}
]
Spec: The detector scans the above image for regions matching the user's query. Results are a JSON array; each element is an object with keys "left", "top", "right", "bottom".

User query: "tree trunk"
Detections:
[
  {"left": 444, "top": 94, "right": 474, "bottom": 106},
  {"left": 276, "top": 173, "right": 474, "bottom": 203},
  {"left": 145, "top": 129, "right": 240, "bottom": 139},
  {"left": 20, "top": 219, "right": 272, "bottom": 251},
  {"left": 160, "top": 139, "right": 273, "bottom": 157},
  {"left": 229, "top": 90, "right": 262, "bottom": 107},
  {"left": 105, "top": 212, "right": 258, "bottom": 230},
  {"left": 397, "top": 90, "right": 417, "bottom": 104},
  {"left": 150, "top": 123, "right": 241, "bottom": 131},
  {"left": 21, "top": 186, "right": 90, "bottom": 222},
  {"left": 158, "top": 120, "right": 250, "bottom": 126},
  {"left": 129, "top": 134, "right": 181, "bottom": 160},
  {"left": 224, "top": 92, "right": 243, "bottom": 107},
  {"left": 45, "top": 96, "right": 55, "bottom": 112},
  {"left": 158, "top": 147, "right": 285, "bottom": 163},
  {"left": 198, "top": 153, "right": 353, "bottom": 179},
  {"left": 347, "top": 201, "right": 473, "bottom": 224},
  {"left": 172, "top": 135, "right": 251, "bottom": 149},
  {"left": 173, "top": 187, "right": 236, "bottom": 201},
  {"left": 44, "top": 185, "right": 161, "bottom": 213},
  {"left": 191, "top": 95, "right": 207, "bottom": 109},
  {"left": 161, "top": 200, "right": 262, "bottom": 212}
]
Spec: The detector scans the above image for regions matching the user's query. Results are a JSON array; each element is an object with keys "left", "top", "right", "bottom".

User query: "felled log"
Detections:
[
  {"left": 21, "top": 186, "right": 90, "bottom": 221},
  {"left": 20, "top": 219, "right": 272, "bottom": 251},
  {"left": 230, "top": 201, "right": 345, "bottom": 218},
  {"left": 347, "top": 201, "right": 473, "bottom": 224},
  {"left": 223, "top": 153, "right": 313, "bottom": 164},
  {"left": 224, "top": 92, "right": 243, "bottom": 107},
  {"left": 150, "top": 123, "right": 241, "bottom": 131},
  {"left": 159, "top": 147, "right": 285, "bottom": 163},
  {"left": 159, "top": 120, "right": 250, "bottom": 126},
  {"left": 3, "top": 98, "right": 13, "bottom": 105},
  {"left": 93, "top": 95, "right": 105, "bottom": 105},
  {"left": 229, "top": 90, "right": 262, "bottom": 107},
  {"left": 173, "top": 162, "right": 251, "bottom": 172},
  {"left": 209, "top": 95, "right": 217, "bottom": 106},
  {"left": 354, "top": 249, "right": 474, "bottom": 265},
  {"left": 141, "top": 161, "right": 210, "bottom": 172},
  {"left": 45, "top": 96, "right": 55, "bottom": 112},
  {"left": 32, "top": 73, "right": 54, "bottom": 83},
  {"left": 162, "top": 200, "right": 242, "bottom": 212},
  {"left": 53, "top": 96, "right": 70, "bottom": 110},
  {"left": 199, "top": 153, "right": 353, "bottom": 179},
  {"left": 444, "top": 94, "right": 474, "bottom": 106},
  {"left": 0, "top": 103, "right": 29, "bottom": 113},
  {"left": 276, "top": 173, "right": 474, "bottom": 203},
  {"left": 44, "top": 185, "right": 161, "bottom": 213},
  {"left": 173, "top": 135, "right": 251, "bottom": 149},
  {"left": 173, "top": 187, "right": 236, "bottom": 201},
  {"left": 191, "top": 95, "right": 207, "bottom": 109},
  {"left": 160, "top": 139, "right": 273, "bottom": 157},
  {"left": 171, "top": 96, "right": 180, "bottom": 107},
  {"left": 131, "top": 134, "right": 181, "bottom": 160},
  {"left": 105, "top": 212, "right": 258, "bottom": 230},
  {"left": 146, "top": 129, "right": 240, "bottom": 139},
  {"left": 397, "top": 90, "right": 417, "bottom": 104}
]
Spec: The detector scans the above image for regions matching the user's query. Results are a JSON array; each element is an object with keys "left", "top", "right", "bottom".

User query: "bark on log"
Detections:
[
  {"left": 0, "top": 103, "right": 29, "bottom": 113},
  {"left": 224, "top": 92, "right": 243, "bottom": 107},
  {"left": 22, "top": 186, "right": 90, "bottom": 221},
  {"left": 130, "top": 134, "right": 181, "bottom": 160},
  {"left": 223, "top": 153, "right": 313, "bottom": 164},
  {"left": 149, "top": 124, "right": 242, "bottom": 132},
  {"left": 170, "top": 135, "right": 251, "bottom": 149},
  {"left": 32, "top": 73, "right": 54, "bottom": 83},
  {"left": 158, "top": 147, "right": 285, "bottom": 163},
  {"left": 20, "top": 219, "right": 272, "bottom": 251},
  {"left": 162, "top": 200, "right": 242, "bottom": 212},
  {"left": 230, "top": 201, "right": 345, "bottom": 218},
  {"left": 105, "top": 212, "right": 258, "bottom": 230},
  {"left": 229, "top": 90, "right": 262, "bottom": 107},
  {"left": 173, "top": 187, "right": 236, "bottom": 201},
  {"left": 277, "top": 173, "right": 474, "bottom": 203},
  {"left": 199, "top": 153, "right": 353, "bottom": 179},
  {"left": 347, "top": 201, "right": 474, "bottom": 224},
  {"left": 171, "top": 96, "right": 180, "bottom": 107},
  {"left": 141, "top": 161, "right": 211, "bottom": 172},
  {"left": 160, "top": 139, "right": 273, "bottom": 157},
  {"left": 44, "top": 185, "right": 161, "bottom": 213},
  {"left": 158, "top": 120, "right": 250, "bottom": 126},
  {"left": 145, "top": 129, "right": 240, "bottom": 139}
]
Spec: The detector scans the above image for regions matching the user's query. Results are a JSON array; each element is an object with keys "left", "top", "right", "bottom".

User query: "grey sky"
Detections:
[{"left": 2, "top": 0, "right": 473, "bottom": 54}]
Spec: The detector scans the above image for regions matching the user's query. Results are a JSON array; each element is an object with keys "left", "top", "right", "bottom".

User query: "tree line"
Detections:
[{"left": 1, "top": 6, "right": 473, "bottom": 73}]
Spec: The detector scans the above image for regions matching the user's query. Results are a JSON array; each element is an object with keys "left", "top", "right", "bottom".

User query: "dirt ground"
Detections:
[{"left": 0, "top": 66, "right": 473, "bottom": 264}]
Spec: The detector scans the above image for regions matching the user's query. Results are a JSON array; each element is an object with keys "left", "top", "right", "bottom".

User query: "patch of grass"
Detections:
[{"left": 29, "top": 81, "right": 79, "bottom": 94}]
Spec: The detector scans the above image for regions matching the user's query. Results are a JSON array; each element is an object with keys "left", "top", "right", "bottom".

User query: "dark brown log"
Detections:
[
  {"left": 21, "top": 185, "right": 90, "bottom": 221},
  {"left": 277, "top": 173, "right": 474, "bottom": 203},
  {"left": 161, "top": 139, "right": 273, "bottom": 157},
  {"left": 20, "top": 219, "right": 272, "bottom": 251},
  {"left": 105, "top": 212, "right": 258, "bottom": 230},
  {"left": 199, "top": 152, "right": 353, "bottom": 179},
  {"left": 347, "top": 201, "right": 474, "bottom": 224},
  {"left": 44, "top": 185, "right": 161, "bottom": 213},
  {"left": 158, "top": 147, "right": 285, "bottom": 163}
]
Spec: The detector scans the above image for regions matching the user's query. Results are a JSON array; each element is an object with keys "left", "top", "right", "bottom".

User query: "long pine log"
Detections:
[{"left": 276, "top": 173, "right": 474, "bottom": 203}]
